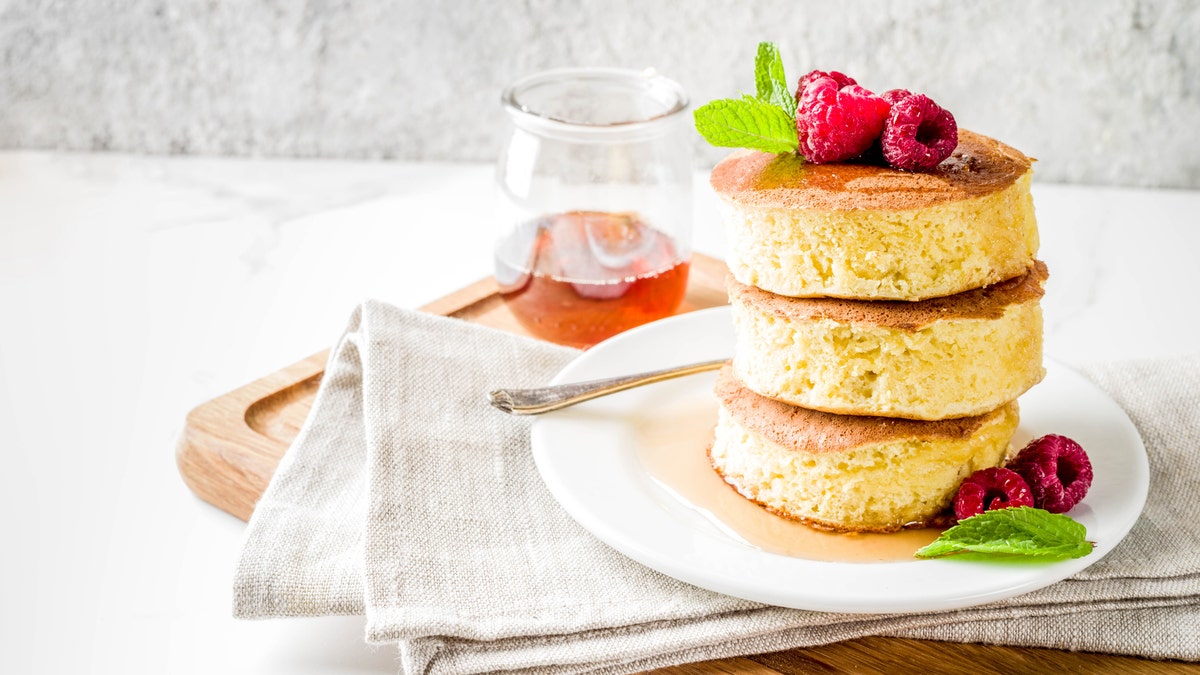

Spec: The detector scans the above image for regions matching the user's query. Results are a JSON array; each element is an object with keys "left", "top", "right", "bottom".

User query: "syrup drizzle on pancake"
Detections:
[{"left": 711, "top": 129, "right": 1033, "bottom": 211}]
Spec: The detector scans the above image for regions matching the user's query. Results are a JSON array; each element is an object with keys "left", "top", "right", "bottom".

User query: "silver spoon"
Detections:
[{"left": 489, "top": 359, "right": 727, "bottom": 415}]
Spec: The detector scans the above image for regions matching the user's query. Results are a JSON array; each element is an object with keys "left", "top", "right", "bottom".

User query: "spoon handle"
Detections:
[{"left": 489, "top": 359, "right": 727, "bottom": 415}]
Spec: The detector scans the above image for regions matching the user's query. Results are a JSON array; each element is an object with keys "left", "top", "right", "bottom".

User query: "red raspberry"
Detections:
[
  {"left": 953, "top": 467, "right": 1034, "bottom": 520},
  {"left": 794, "top": 74, "right": 890, "bottom": 163},
  {"left": 880, "top": 93, "right": 958, "bottom": 171},
  {"left": 1008, "top": 435, "right": 1094, "bottom": 514},
  {"left": 793, "top": 70, "right": 857, "bottom": 103},
  {"left": 880, "top": 88, "right": 913, "bottom": 106}
]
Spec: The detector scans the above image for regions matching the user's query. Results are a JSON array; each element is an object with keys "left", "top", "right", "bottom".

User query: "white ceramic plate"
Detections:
[{"left": 530, "top": 306, "right": 1149, "bottom": 613}]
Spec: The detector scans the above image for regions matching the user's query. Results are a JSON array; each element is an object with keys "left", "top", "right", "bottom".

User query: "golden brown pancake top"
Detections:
[
  {"left": 710, "top": 130, "right": 1032, "bottom": 211},
  {"left": 714, "top": 364, "right": 1012, "bottom": 454},
  {"left": 728, "top": 261, "right": 1047, "bottom": 329}
]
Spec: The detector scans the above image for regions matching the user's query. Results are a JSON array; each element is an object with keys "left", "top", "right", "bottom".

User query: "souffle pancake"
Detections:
[
  {"left": 728, "top": 262, "right": 1047, "bottom": 420},
  {"left": 710, "top": 365, "right": 1020, "bottom": 533},
  {"left": 712, "top": 130, "right": 1038, "bottom": 301}
]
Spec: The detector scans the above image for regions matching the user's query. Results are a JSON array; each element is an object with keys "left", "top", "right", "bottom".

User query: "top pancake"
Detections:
[{"left": 710, "top": 130, "right": 1032, "bottom": 212}]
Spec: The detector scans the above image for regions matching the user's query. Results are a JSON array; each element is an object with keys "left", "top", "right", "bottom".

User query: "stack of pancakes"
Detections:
[{"left": 708, "top": 130, "right": 1046, "bottom": 533}]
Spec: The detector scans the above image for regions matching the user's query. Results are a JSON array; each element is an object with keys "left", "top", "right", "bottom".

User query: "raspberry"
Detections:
[
  {"left": 880, "top": 88, "right": 912, "bottom": 106},
  {"left": 953, "top": 467, "right": 1034, "bottom": 520},
  {"left": 1008, "top": 435, "right": 1094, "bottom": 514},
  {"left": 795, "top": 74, "right": 890, "bottom": 163},
  {"left": 793, "top": 70, "right": 857, "bottom": 103},
  {"left": 880, "top": 93, "right": 958, "bottom": 171}
]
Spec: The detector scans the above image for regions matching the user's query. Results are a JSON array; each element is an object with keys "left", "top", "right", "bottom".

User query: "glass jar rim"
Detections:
[{"left": 501, "top": 67, "right": 689, "bottom": 138}]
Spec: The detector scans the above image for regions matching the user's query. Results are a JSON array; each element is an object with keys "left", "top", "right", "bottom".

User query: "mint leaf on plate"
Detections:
[
  {"left": 694, "top": 96, "right": 799, "bottom": 154},
  {"left": 916, "top": 506, "right": 1094, "bottom": 561},
  {"left": 754, "top": 42, "right": 796, "bottom": 118}
]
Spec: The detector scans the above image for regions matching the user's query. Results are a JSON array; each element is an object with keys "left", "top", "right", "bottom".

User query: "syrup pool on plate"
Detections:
[
  {"left": 632, "top": 395, "right": 942, "bottom": 563},
  {"left": 495, "top": 210, "right": 690, "bottom": 348}
]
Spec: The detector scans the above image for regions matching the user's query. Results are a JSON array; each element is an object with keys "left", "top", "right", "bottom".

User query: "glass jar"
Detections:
[{"left": 495, "top": 67, "right": 692, "bottom": 349}]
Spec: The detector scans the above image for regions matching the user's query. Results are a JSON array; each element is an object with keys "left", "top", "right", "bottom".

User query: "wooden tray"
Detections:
[{"left": 177, "top": 253, "right": 1194, "bottom": 674}]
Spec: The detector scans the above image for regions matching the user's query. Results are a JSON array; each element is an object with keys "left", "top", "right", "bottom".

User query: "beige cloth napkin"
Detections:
[{"left": 234, "top": 301, "right": 1200, "bottom": 673}]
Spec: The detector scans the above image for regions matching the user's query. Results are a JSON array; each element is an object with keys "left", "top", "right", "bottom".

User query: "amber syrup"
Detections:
[{"left": 495, "top": 211, "right": 689, "bottom": 348}]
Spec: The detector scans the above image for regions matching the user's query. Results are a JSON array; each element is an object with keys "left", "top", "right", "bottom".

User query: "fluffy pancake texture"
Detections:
[
  {"left": 712, "top": 130, "right": 1038, "bottom": 300},
  {"left": 729, "top": 263, "right": 1047, "bottom": 420},
  {"left": 710, "top": 365, "right": 1020, "bottom": 533}
]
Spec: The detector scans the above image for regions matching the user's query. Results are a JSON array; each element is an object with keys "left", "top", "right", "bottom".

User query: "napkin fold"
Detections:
[{"left": 234, "top": 301, "right": 1200, "bottom": 673}]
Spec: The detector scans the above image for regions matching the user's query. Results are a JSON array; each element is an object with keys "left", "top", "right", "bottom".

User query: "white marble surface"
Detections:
[{"left": 1, "top": 151, "right": 1198, "bottom": 674}]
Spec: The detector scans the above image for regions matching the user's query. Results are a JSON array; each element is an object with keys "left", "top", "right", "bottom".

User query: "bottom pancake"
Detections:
[{"left": 711, "top": 365, "right": 1020, "bottom": 533}]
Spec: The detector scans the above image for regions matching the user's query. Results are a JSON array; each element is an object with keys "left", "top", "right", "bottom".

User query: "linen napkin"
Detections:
[{"left": 234, "top": 301, "right": 1200, "bottom": 673}]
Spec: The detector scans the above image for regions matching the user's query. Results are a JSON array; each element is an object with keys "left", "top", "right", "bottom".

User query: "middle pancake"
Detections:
[{"left": 729, "top": 262, "right": 1047, "bottom": 421}]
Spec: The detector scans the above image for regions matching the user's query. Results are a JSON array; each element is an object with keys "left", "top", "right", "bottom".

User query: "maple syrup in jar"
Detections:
[
  {"left": 496, "top": 68, "right": 692, "bottom": 348},
  {"left": 495, "top": 211, "right": 689, "bottom": 347}
]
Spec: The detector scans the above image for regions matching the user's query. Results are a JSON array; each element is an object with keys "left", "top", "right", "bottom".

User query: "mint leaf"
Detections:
[
  {"left": 754, "top": 42, "right": 795, "bottom": 118},
  {"left": 694, "top": 97, "right": 798, "bottom": 154},
  {"left": 915, "top": 507, "right": 1094, "bottom": 561},
  {"left": 693, "top": 41, "right": 801, "bottom": 155}
]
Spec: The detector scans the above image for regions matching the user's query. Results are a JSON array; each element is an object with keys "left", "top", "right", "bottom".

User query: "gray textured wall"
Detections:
[{"left": 2, "top": 0, "right": 1198, "bottom": 187}]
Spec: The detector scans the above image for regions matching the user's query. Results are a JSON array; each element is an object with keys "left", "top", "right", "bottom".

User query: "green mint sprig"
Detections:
[
  {"left": 915, "top": 506, "right": 1095, "bottom": 561},
  {"left": 754, "top": 42, "right": 796, "bottom": 118},
  {"left": 694, "top": 41, "right": 800, "bottom": 154},
  {"left": 693, "top": 96, "right": 798, "bottom": 154}
]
